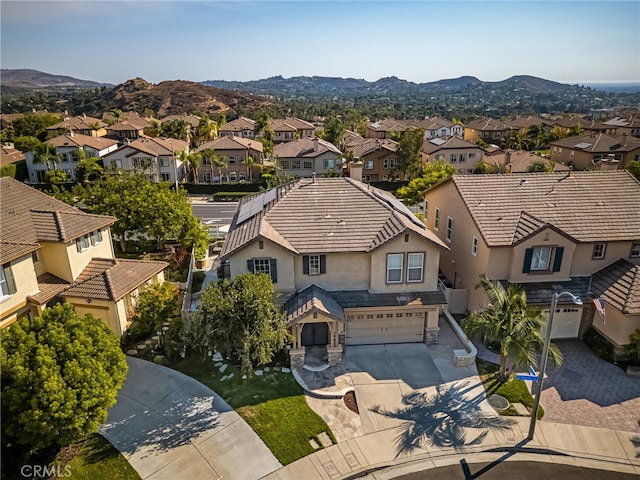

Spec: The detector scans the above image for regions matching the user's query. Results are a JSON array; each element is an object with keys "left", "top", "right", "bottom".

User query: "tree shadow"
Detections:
[
  {"left": 371, "top": 381, "right": 515, "bottom": 456},
  {"left": 631, "top": 435, "right": 640, "bottom": 458}
]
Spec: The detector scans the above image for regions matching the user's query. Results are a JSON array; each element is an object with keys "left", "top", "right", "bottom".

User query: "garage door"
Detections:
[
  {"left": 345, "top": 316, "right": 424, "bottom": 345},
  {"left": 545, "top": 307, "right": 581, "bottom": 339}
]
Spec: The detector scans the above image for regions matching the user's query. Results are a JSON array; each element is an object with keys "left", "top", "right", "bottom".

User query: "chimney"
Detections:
[
  {"left": 313, "top": 137, "right": 319, "bottom": 151},
  {"left": 350, "top": 160, "right": 364, "bottom": 182},
  {"left": 312, "top": 172, "right": 316, "bottom": 183},
  {"left": 505, "top": 151, "right": 511, "bottom": 164}
]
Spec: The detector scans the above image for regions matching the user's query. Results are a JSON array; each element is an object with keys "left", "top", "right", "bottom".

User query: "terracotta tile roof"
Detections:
[
  {"left": 465, "top": 117, "right": 515, "bottom": 131},
  {"left": 46, "top": 115, "right": 106, "bottom": 131},
  {"left": 196, "top": 135, "right": 262, "bottom": 153},
  {"left": 47, "top": 133, "right": 119, "bottom": 151},
  {"left": 1, "top": 177, "right": 115, "bottom": 245},
  {"left": 488, "top": 150, "right": 570, "bottom": 173},
  {"left": 1, "top": 146, "right": 25, "bottom": 166},
  {"left": 273, "top": 138, "right": 341, "bottom": 159},
  {"left": 368, "top": 119, "right": 409, "bottom": 132},
  {"left": 431, "top": 171, "right": 640, "bottom": 246},
  {"left": 270, "top": 117, "right": 314, "bottom": 131},
  {"left": 330, "top": 290, "right": 446, "bottom": 308},
  {"left": 409, "top": 117, "right": 455, "bottom": 131},
  {"left": 219, "top": 117, "right": 256, "bottom": 132},
  {"left": 221, "top": 177, "right": 448, "bottom": 258},
  {"left": 28, "top": 273, "right": 71, "bottom": 305},
  {"left": 159, "top": 114, "right": 200, "bottom": 128},
  {"left": 550, "top": 133, "right": 640, "bottom": 153},
  {"left": 422, "top": 136, "right": 479, "bottom": 154},
  {"left": 107, "top": 121, "right": 146, "bottom": 132},
  {"left": 507, "top": 116, "right": 551, "bottom": 129},
  {"left": 345, "top": 138, "right": 397, "bottom": 157},
  {"left": 284, "top": 284, "right": 345, "bottom": 326},
  {"left": 0, "top": 241, "right": 39, "bottom": 264},
  {"left": 104, "top": 136, "right": 188, "bottom": 158},
  {"left": 60, "top": 258, "right": 167, "bottom": 301},
  {"left": 591, "top": 259, "right": 640, "bottom": 315}
]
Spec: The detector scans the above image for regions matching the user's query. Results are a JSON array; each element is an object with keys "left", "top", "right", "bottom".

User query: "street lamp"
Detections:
[{"left": 527, "top": 291, "right": 582, "bottom": 441}]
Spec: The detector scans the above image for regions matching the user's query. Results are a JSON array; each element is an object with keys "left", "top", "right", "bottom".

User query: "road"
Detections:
[{"left": 190, "top": 201, "right": 238, "bottom": 225}]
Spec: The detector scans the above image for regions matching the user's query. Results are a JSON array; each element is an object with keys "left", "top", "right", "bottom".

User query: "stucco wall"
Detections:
[
  {"left": 592, "top": 307, "right": 640, "bottom": 348},
  {"left": 0, "top": 255, "right": 39, "bottom": 325},
  {"left": 293, "top": 252, "right": 370, "bottom": 291},
  {"left": 228, "top": 239, "right": 296, "bottom": 293},
  {"left": 571, "top": 241, "right": 640, "bottom": 276},
  {"left": 509, "top": 229, "right": 576, "bottom": 283}
]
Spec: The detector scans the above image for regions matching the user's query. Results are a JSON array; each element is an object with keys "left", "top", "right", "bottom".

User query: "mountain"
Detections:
[{"left": 0, "top": 68, "right": 109, "bottom": 88}]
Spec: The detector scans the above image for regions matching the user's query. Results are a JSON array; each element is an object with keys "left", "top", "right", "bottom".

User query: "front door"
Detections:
[{"left": 301, "top": 322, "right": 329, "bottom": 346}]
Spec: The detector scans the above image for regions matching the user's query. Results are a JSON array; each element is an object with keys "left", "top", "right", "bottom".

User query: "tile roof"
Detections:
[
  {"left": 28, "top": 273, "right": 71, "bottom": 305},
  {"left": 104, "top": 136, "right": 188, "bottom": 158},
  {"left": 60, "top": 258, "right": 167, "bottom": 301},
  {"left": 591, "top": 259, "right": 640, "bottom": 315},
  {"left": 550, "top": 133, "right": 640, "bottom": 153},
  {"left": 219, "top": 117, "right": 256, "bottom": 132},
  {"left": 46, "top": 115, "right": 106, "bottom": 131},
  {"left": 330, "top": 290, "right": 446, "bottom": 308},
  {"left": 368, "top": 119, "right": 409, "bottom": 132},
  {"left": 345, "top": 138, "right": 397, "bottom": 157},
  {"left": 465, "top": 117, "right": 515, "bottom": 131},
  {"left": 507, "top": 116, "right": 551, "bottom": 129},
  {"left": 488, "top": 150, "right": 570, "bottom": 173},
  {"left": 1, "top": 146, "right": 26, "bottom": 166},
  {"left": 409, "top": 117, "right": 455, "bottom": 131},
  {"left": 221, "top": 177, "right": 448, "bottom": 258},
  {"left": 47, "top": 133, "right": 119, "bottom": 151},
  {"left": 196, "top": 135, "right": 262, "bottom": 153},
  {"left": 273, "top": 138, "right": 341, "bottom": 159},
  {"left": 431, "top": 171, "right": 640, "bottom": 246},
  {"left": 0, "top": 241, "right": 39, "bottom": 264},
  {"left": 502, "top": 277, "right": 592, "bottom": 306},
  {"left": 270, "top": 117, "right": 314, "bottom": 131},
  {"left": 284, "top": 284, "right": 345, "bottom": 326},
  {"left": 159, "top": 114, "right": 200, "bottom": 127},
  {"left": 422, "top": 136, "right": 479, "bottom": 154},
  {"left": 107, "top": 121, "right": 146, "bottom": 132},
  {"left": 1, "top": 177, "right": 116, "bottom": 246}
]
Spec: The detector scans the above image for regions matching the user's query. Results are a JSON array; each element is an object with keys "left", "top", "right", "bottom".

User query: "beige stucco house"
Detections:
[
  {"left": 422, "top": 136, "right": 485, "bottom": 174},
  {"left": 195, "top": 135, "right": 263, "bottom": 183},
  {"left": 0, "top": 178, "right": 167, "bottom": 335},
  {"left": 424, "top": 171, "right": 640, "bottom": 353},
  {"left": 549, "top": 133, "right": 640, "bottom": 171},
  {"left": 274, "top": 138, "right": 342, "bottom": 178},
  {"left": 344, "top": 138, "right": 399, "bottom": 182},
  {"left": 220, "top": 177, "right": 449, "bottom": 368}
]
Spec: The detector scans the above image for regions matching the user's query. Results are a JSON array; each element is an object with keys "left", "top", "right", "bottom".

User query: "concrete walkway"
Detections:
[{"left": 101, "top": 357, "right": 281, "bottom": 480}]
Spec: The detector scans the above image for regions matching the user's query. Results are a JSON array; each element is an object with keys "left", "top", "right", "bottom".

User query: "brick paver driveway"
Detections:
[{"left": 541, "top": 339, "right": 640, "bottom": 433}]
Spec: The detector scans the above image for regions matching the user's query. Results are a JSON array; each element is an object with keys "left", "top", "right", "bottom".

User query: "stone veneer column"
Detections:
[
  {"left": 327, "top": 345, "right": 343, "bottom": 366},
  {"left": 289, "top": 348, "right": 305, "bottom": 371},
  {"left": 425, "top": 327, "right": 439, "bottom": 344}
]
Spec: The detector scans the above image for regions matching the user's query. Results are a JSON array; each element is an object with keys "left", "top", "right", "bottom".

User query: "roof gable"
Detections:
[{"left": 591, "top": 259, "right": 640, "bottom": 315}]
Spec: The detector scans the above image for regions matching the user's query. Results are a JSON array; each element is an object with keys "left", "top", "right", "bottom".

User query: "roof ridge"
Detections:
[
  {"left": 103, "top": 269, "right": 115, "bottom": 300},
  {"left": 53, "top": 211, "right": 67, "bottom": 241}
]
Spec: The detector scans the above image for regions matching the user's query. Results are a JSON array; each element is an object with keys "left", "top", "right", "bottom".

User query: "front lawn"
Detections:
[
  {"left": 60, "top": 434, "right": 140, "bottom": 480},
  {"left": 173, "top": 354, "right": 335, "bottom": 465}
]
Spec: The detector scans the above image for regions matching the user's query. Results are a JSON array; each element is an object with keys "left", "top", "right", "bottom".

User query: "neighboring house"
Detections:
[
  {"left": 485, "top": 150, "right": 569, "bottom": 173},
  {"left": 411, "top": 117, "right": 463, "bottom": 139},
  {"left": 270, "top": 117, "right": 315, "bottom": 143},
  {"left": 26, "top": 133, "right": 119, "bottom": 182},
  {"left": 46, "top": 115, "right": 107, "bottom": 138},
  {"left": 106, "top": 116, "right": 151, "bottom": 141},
  {"left": 549, "top": 133, "right": 640, "bottom": 170},
  {"left": 159, "top": 114, "right": 201, "bottom": 129},
  {"left": 0, "top": 177, "right": 167, "bottom": 335},
  {"left": 219, "top": 117, "right": 256, "bottom": 139},
  {"left": 195, "top": 135, "right": 263, "bottom": 183},
  {"left": 102, "top": 136, "right": 189, "bottom": 184},
  {"left": 1, "top": 145, "right": 25, "bottom": 167},
  {"left": 463, "top": 117, "right": 515, "bottom": 144},
  {"left": 366, "top": 119, "right": 410, "bottom": 139},
  {"left": 274, "top": 138, "right": 342, "bottom": 178},
  {"left": 506, "top": 116, "right": 552, "bottom": 133},
  {"left": 601, "top": 116, "right": 640, "bottom": 137},
  {"left": 344, "top": 138, "right": 399, "bottom": 182},
  {"left": 424, "top": 171, "right": 640, "bottom": 352},
  {"left": 219, "top": 177, "right": 449, "bottom": 368},
  {"left": 422, "top": 136, "right": 485, "bottom": 174}
]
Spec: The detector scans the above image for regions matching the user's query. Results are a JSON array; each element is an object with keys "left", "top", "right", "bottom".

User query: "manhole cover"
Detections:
[{"left": 488, "top": 394, "right": 510, "bottom": 411}]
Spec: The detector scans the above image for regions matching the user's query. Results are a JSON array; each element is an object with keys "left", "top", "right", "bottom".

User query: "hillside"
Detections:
[{"left": 0, "top": 68, "right": 109, "bottom": 88}]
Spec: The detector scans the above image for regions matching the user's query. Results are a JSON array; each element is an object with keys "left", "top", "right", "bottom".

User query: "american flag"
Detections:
[{"left": 594, "top": 298, "right": 606, "bottom": 322}]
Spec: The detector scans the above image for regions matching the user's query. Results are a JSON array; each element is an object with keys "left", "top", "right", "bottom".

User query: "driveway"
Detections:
[
  {"left": 541, "top": 339, "right": 640, "bottom": 433},
  {"left": 101, "top": 357, "right": 281, "bottom": 480},
  {"left": 345, "top": 344, "right": 493, "bottom": 434}
]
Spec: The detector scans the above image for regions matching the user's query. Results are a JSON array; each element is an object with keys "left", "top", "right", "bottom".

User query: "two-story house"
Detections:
[
  {"left": 26, "top": 132, "right": 119, "bottom": 183},
  {"left": 219, "top": 177, "right": 448, "bottom": 369},
  {"left": 422, "top": 136, "right": 485, "bottom": 174},
  {"left": 463, "top": 118, "right": 516, "bottom": 144},
  {"left": 411, "top": 117, "right": 464, "bottom": 140},
  {"left": 0, "top": 178, "right": 167, "bottom": 335},
  {"left": 274, "top": 138, "right": 342, "bottom": 178},
  {"left": 270, "top": 117, "right": 315, "bottom": 143},
  {"left": 102, "top": 136, "right": 189, "bottom": 184},
  {"left": 344, "top": 138, "right": 399, "bottom": 182},
  {"left": 424, "top": 171, "right": 640, "bottom": 355},
  {"left": 106, "top": 116, "right": 151, "bottom": 142},
  {"left": 195, "top": 135, "right": 263, "bottom": 182},
  {"left": 549, "top": 133, "right": 640, "bottom": 170},
  {"left": 366, "top": 119, "right": 410, "bottom": 139},
  {"left": 46, "top": 115, "right": 107, "bottom": 138},
  {"left": 219, "top": 117, "right": 256, "bottom": 139}
]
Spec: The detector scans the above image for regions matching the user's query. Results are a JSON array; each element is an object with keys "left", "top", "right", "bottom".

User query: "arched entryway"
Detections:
[{"left": 300, "top": 322, "right": 329, "bottom": 346}]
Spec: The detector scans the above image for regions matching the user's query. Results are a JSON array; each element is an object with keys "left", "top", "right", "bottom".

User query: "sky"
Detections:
[{"left": 1, "top": 1, "right": 639, "bottom": 85}]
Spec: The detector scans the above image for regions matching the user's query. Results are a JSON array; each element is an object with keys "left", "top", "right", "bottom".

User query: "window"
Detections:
[
  {"left": 76, "top": 235, "right": 90, "bottom": 252},
  {"left": 111, "top": 159, "right": 122, "bottom": 169},
  {"left": 363, "top": 175, "right": 371, "bottom": 182},
  {"left": 468, "top": 152, "right": 476, "bottom": 159},
  {"left": 303, "top": 159, "right": 313, "bottom": 169},
  {"left": 202, "top": 157, "right": 211, "bottom": 166},
  {"left": 159, "top": 157, "right": 170, "bottom": 167},
  {"left": 71, "top": 151, "right": 81, "bottom": 162},
  {"left": 228, "top": 155, "right": 236, "bottom": 165},
  {"left": 90, "top": 230, "right": 103, "bottom": 246},
  {"left": 285, "top": 132, "right": 293, "bottom": 140},
  {"left": 230, "top": 171, "right": 237, "bottom": 181},
  {"left": 32, "top": 250, "right": 40, "bottom": 263},
  {"left": 248, "top": 258, "right": 278, "bottom": 283},
  {"left": 459, "top": 153, "right": 467, "bottom": 163},
  {"left": 364, "top": 160, "right": 374, "bottom": 170},
  {"left": 450, "top": 154, "right": 458, "bottom": 163},
  {"left": 323, "top": 159, "right": 336, "bottom": 169},
  {"left": 523, "top": 246, "right": 564, "bottom": 273},
  {"left": 281, "top": 159, "right": 291, "bottom": 170},
  {"left": 386, "top": 253, "right": 403, "bottom": 283},
  {"left": 292, "top": 159, "right": 301, "bottom": 169},
  {"left": 434, "top": 208, "right": 440, "bottom": 230},
  {"left": 0, "top": 264, "right": 17, "bottom": 297},
  {"left": 395, "top": 313, "right": 403, "bottom": 318},
  {"left": 631, "top": 242, "right": 640, "bottom": 258},
  {"left": 133, "top": 157, "right": 152, "bottom": 168},
  {"left": 593, "top": 243, "right": 607, "bottom": 259},
  {"left": 161, "top": 173, "right": 171, "bottom": 182},
  {"left": 303, "top": 254, "right": 326, "bottom": 275},
  {"left": 435, "top": 154, "right": 445, "bottom": 161},
  {"left": 446, "top": 217, "right": 453, "bottom": 243},
  {"left": 424, "top": 199, "right": 429, "bottom": 220},
  {"left": 259, "top": 241, "right": 264, "bottom": 249},
  {"left": 202, "top": 172, "right": 211, "bottom": 183},
  {"left": 407, "top": 252, "right": 424, "bottom": 282},
  {"left": 472, "top": 237, "right": 478, "bottom": 257},
  {"left": 383, "top": 158, "right": 398, "bottom": 169}
]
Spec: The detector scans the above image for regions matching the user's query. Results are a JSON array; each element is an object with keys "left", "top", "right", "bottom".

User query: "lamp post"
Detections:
[
  {"left": 171, "top": 149, "right": 179, "bottom": 193},
  {"left": 527, "top": 291, "right": 582, "bottom": 441}
]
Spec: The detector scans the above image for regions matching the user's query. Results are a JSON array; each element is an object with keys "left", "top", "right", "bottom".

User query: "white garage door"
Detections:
[
  {"left": 545, "top": 307, "right": 582, "bottom": 339},
  {"left": 345, "top": 316, "right": 424, "bottom": 345}
]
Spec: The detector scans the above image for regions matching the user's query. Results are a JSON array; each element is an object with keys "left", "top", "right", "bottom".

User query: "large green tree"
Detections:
[
  {"left": 1, "top": 304, "right": 128, "bottom": 453},
  {"left": 396, "top": 160, "right": 456, "bottom": 205},
  {"left": 131, "top": 283, "right": 180, "bottom": 339},
  {"left": 321, "top": 111, "right": 346, "bottom": 148},
  {"left": 195, "top": 273, "right": 291, "bottom": 373},
  {"left": 627, "top": 160, "right": 640, "bottom": 182},
  {"left": 462, "top": 279, "right": 562, "bottom": 381},
  {"left": 396, "top": 128, "right": 425, "bottom": 179}
]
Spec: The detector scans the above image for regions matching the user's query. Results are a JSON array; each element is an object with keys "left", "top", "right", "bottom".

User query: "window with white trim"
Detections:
[
  {"left": 450, "top": 154, "right": 458, "bottom": 163},
  {"left": 292, "top": 159, "right": 301, "bottom": 169},
  {"left": 631, "top": 242, "right": 640, "bottom": 258},
  {"left": 530, "top": 246, "right": 552, "bottom": 271},
  {"left": 386, "top": 253, "right": 403, "bottom": 283},
  {"left": 253, "top": 258, "right": 270, "bottom": 275},
  {"left": 323, "top": 159, "right": 336, "bottom": 169},
  {"left": 434, "top": 208, "right": 440, "bottom": 230},
  {"left": 364, "top": 160, "right": 374, "bottom": 170},
  {"left": 593, "top": 243, "right": 606, "bottom": 259},
  {"left": 160, "top": 172, "right": 171, "bottom": 182},
  {"left": 76, "top": 235, "right": 90, "bottom": 252},
  {"left": 423, "top": 199, "right": 429, "bottom": 221},
  {"left": 459, "top": 153, "right": 467, "bottom": 163},
  {"left": 90, "top": 230, "right": 103, "bottom": 246},
  {"left": 446, "top": 217, "right": 453, "bottom": 243},
  {"left": 407, "top": 252, "right": 424, "bottom": 282},
  {"left": 472, "top": 237, "right": 478, "bottom": 257},
  {"left": 308, "top": 255, "right": 320, "bottom": 275},
  {"left": 303, "top": 159, "right": 313, "bottom": 169},
  {"left": 280, "top": 159, "right": 291, "bottom": 169}
]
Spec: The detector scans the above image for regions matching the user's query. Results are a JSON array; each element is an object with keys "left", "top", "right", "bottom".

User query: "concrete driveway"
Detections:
[
  {"left": 101, "top": 357, "right": 281, "bottom": 480},
  {"left": 345, "top": 344, "right": 493, "bottom": 434}
]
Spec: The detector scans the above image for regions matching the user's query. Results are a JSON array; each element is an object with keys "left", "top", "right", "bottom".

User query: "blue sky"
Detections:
[{"left": 1, "top": 1, "right": 639, "bottom": 85}]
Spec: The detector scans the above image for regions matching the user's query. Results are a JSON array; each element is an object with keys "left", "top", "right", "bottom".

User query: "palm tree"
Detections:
[
  {"left": 197, "top": 114, "right": 218, "bottom": 145},
  {"left": 245, "top": 152, "right": 256, "bottom": 182},
  {"left": 34, "top": 143, "right": 60, "bottom": 170},
  {"left": 212, "top": 155, "right": 228, "bottom": 183},
  {"left": 179, "top": 151, "right": 202, "bottom": 184},
  {"left": 462, "top": 278, "right": 562, "bottom": 381}
]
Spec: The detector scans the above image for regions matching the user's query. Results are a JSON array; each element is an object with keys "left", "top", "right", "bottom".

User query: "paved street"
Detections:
[
  {"left": 541, "top": 340, "right": 640, "bottom": 433},
  {"left": 190, "top": 200, "right": 238, "bottom": 225}
]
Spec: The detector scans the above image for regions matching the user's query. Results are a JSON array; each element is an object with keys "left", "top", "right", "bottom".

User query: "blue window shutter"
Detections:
[
  {"left": 552, "top": 247, "right": 564, "bottom": 272},
  {"left": 269, "top": 258, "right": 277, "bottom": 283},
  {"left": 523, "top": 248, "right": 533, "bottom": 273},
  {"left": 320, "top": 255, "right": 326, "bottom": 274},
  {"left": 303, "top": 256, "right": 309, "bottom": 274},
  {"left": 247, "top": 259, "right": 254, "bottom": 273}
]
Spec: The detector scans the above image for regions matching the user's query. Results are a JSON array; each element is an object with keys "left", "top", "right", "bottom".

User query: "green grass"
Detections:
[
  {"left": 62, "top": 434, "right": 140, "bottom": 480},
  {"left": 477, "top": 360, "right": 544, "bottom": 419},
  {"left": 173, "top": 354, "right": 335, "bottom": 465}
]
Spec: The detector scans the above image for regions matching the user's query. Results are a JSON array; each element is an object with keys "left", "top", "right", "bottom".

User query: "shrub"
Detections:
[{"left": 583, "top": 327, "right": 614, "bottom": 362}]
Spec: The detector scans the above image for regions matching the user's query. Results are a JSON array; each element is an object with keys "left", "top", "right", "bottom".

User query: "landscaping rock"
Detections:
[
  {"left": 127, "top": 350, "right": 138, "bottom": 356},
  {"left": 264, "top": 367, "right": 270, "bottom": 372},
  {"left": 227, "top": 373, "right": 234, "bottom": 379},
  {"left": 215, "top": 362, "right": 223, "bottom": 367},
  {"left": 512, "top": 402, "right": 530, "bottom": 416},
  {"left": 242, "top": 375, "right": 247, "bottom": 380},
  {"left": 144, "top": 339, "right": 153, "bottom": 345},
  {"left": 274, "top": 366, "right": 281, "bottom": 372},
  {"left": 220, "top": 375, "right": 227, "bottom": 381},
  {"left": 255, "top": 370, "right": 263, "bottom": 376},
  {"left": 137, "top": 344, "right": 146, "bottom": 350},
  {"left": 212, "top": 352, "right": 223, "bottom": 361},
  {"left": 219, "top": 364, "right": 228, "bottom": 373},
  {"left": 318, "top": 432, "right": 333, "bottom": 448},
  {"left": 282, "top": 367, "right": 291, "bottom": 373},
  {"left": 153, "top": 355, "right": 170, "bottom": 366}
]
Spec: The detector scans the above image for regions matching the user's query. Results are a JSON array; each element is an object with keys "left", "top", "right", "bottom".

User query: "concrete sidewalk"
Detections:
[{"left": 101, "top": 357, "right": 281, "bottom": 480}]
